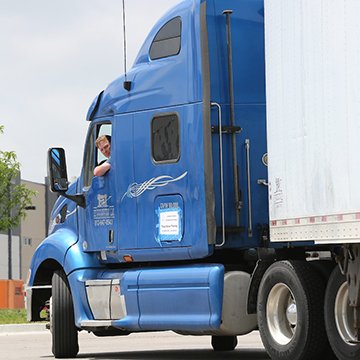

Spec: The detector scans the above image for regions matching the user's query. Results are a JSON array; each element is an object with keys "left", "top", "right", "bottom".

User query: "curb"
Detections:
[{"left": 0, "top": 323, "right": 47, "bottom": 334}]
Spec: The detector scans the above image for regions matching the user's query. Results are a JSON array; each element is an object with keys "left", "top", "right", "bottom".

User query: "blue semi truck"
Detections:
[{"left": 26, "top": 1, "right": 360, "bottom": 360}]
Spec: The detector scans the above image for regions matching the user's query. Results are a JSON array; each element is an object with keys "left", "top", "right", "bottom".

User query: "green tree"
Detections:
[{"left": 0, "top": 125, "right": 36, "bottom": 231}]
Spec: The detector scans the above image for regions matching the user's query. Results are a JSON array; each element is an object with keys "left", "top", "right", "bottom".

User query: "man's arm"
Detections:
[{"left": 93, "top": 161, "right": 111, "bottom": 177}]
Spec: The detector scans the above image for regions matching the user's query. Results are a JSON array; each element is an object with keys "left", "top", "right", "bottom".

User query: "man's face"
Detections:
[{"left": 98, "top": 139, "right": 111, "bottom": 158}]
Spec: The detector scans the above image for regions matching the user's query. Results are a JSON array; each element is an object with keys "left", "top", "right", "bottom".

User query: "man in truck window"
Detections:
[{"left": 94, "top": 135, "right": 111, "bottom": 176}]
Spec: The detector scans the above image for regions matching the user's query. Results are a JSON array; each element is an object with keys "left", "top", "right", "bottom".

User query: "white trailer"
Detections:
[{"left": 264, "top": 1, "right": 360, "bottom": 359}]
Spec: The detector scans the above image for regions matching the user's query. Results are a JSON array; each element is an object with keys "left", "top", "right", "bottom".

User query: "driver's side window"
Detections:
[
  {"left": 83, "top": 122, "right": 112, "bottom": 188},
  {"left": 96, "top": 124, "right": 112, "bottom": 165}
]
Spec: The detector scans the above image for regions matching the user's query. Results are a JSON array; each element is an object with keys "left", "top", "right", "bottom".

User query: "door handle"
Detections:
[{"left": 257, "top": 179, "right": 269, "bottom": 186}]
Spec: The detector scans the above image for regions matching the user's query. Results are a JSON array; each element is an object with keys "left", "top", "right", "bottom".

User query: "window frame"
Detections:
[
  {"left": 151, "top": 112, "right": 181, "bottom": 164},
  {"left": 149, "top": 16, "right": 182, "bottom": 61},
  {"left": 95, "top": 123, "right": 112, "bottom": 165},
  {"left": 83, "top": 121, "right": 112, "bottom": 188}
]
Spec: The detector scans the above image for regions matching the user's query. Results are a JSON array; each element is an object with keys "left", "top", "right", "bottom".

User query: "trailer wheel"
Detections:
[
  {"left": 257, "top": 260, "right": 327, "bottom": 360},
  {"left": 325, "top": 266, "right": 360, "bottom": 360},
  {"left": 51, "top": 270, "right": 79, "bottom": 358},
  {"left": 211, "top": 335, "right": 237, "bottom": 351}
]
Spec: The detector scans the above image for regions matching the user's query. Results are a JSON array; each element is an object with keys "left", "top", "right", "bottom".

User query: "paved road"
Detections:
[{"left": 0, "top": 329, "right": 270, "bottom": 360}]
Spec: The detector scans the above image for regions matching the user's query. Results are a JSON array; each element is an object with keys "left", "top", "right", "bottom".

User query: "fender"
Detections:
[
  {"left": 247, "top": 259, "right": 273, "bottom": 314},
  {"left": 28, "top": 228, "right": 78, "bottom": 286},
  {"left": 28, "top": 228, "right": 103, "bottom": 287}
]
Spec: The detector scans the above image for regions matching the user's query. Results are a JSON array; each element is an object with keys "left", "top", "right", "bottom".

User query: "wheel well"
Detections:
[
  {"left": 33, "top": 259, "right": 62, "bottom": 286},
  {"left": 30, "top": 260, "right": 62, "bottom": 321}
]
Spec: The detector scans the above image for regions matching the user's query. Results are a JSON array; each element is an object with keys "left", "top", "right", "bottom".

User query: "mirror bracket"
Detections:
[{"left": 58, "top": 192, "right": 86, "bottom": 208}]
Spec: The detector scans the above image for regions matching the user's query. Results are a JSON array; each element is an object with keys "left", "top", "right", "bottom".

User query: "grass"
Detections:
[{"left": 0, "top": 309, "right": 27, "bottom": 324}]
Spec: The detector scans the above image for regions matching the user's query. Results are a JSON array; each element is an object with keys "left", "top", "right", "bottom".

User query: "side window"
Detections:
[
  {"left": 150, "top": 17, "right": 182, "bottom": 60},
  {"left": 83, "top": 122, "right": 112, "bottom": 187},
  {"left": 151, "top": 113, "right": 180, "bottom": 163},
  {"left": 96, "top": 124, "right": 112, "bottom": 165}
]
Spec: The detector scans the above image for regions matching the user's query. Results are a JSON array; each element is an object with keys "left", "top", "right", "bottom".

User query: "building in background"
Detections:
[
  {"left": 0, "top": 178, "right": 57, "bottom": 282},
  {"left": 0, "top": 225, "right": 20, "bottom": 279}
]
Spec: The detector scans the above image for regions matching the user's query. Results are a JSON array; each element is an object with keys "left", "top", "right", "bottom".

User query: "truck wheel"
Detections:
[
  {"left": 211, "top": 335, "right": 237, "bottom": 351},
  {"left": 51, "top": 270, "right": 79, "bottom": 358},
  {"left": 257, "top": 260, "right": 327, "bottom": 360},
  {"left": 325, "top": 266, "right": 360, "bottom": 360}
]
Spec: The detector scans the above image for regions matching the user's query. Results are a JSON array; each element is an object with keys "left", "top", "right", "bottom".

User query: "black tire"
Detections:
[
  {"left": 325, "top": 266, "right": 360, "bottom": 360},
  {"left": 211, "top": 335, "right": 237, "bottom": 351},
  {"left": 309, "top": 259, "right": 335, "bottom": 283},
  {"left": 257, "top": 260, "right": 328, "bottom": 360},
  {"left": 52, "top": 270, "right": 79, "bottom": 358}
]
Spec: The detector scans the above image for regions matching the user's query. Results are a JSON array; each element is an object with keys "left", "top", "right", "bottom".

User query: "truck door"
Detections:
[
  {"left": 78, "top": 120, "right": 117, "bottom": 253},
  {"left": 115, "top": 103, "right": 214, "bottom": 262}
]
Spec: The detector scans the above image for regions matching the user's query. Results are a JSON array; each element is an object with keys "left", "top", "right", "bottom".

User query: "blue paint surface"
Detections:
[{"left": 66, "top": 264, "right": 224, "bottom": 331}]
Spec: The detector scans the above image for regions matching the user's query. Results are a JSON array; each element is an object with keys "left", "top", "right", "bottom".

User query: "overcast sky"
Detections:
[{"left": 0, "top": 0, "right": 179, "bottom": 183}]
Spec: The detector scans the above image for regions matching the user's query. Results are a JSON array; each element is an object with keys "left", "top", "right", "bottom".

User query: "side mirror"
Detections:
[{"left": 48, "top": 148, "right": 68, "bottom": 192}]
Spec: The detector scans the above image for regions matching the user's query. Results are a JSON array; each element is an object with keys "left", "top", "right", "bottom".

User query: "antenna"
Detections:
[{"left": 122, "top": 0, "right": 131, "bottom": 91}]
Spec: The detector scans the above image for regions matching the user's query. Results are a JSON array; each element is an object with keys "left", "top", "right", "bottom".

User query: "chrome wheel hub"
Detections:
[
  {"left": 267, "top": 283, "right": 297, "bottom": 345},
  {"left": 335, "top": 282, "right": 357, "bottom": 345}
]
